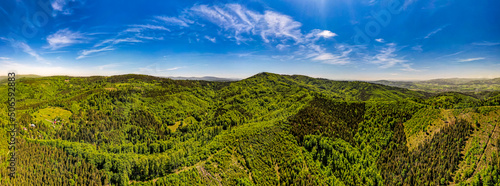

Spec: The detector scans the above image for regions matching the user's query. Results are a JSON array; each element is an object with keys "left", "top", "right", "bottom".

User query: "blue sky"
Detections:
[{"left": 0, "top": 0, "right": 499, "bottom": 80}]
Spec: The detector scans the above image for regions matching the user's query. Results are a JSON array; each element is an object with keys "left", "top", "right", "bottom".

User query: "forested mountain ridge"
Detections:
[{"left": 0, "top": 72, "right": 499, "bottom": 185}]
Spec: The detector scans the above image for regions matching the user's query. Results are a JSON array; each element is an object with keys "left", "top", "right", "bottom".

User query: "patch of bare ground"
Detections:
[
  {"left": 274, "top": 163, "right": 280, "bottom": 183},
  {"left": 198, "top": 165, "right": 222, "bottom": 186},
  {"left": 129, "top": 148, "right": 225, "bottom": 184},
  {"left": 174, "top": 148, "right": 225, "bottom": 174},
  {"left": 450, "top": 107, "right": 500, "bottom": 185},
  {"left": 406, "top": 109, "right": 451, "bottom": 151}
]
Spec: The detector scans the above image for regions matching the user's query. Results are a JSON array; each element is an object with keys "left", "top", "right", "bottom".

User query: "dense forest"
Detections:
[{"left": 0, "top": 72, "right": 499, "bottom": 185}]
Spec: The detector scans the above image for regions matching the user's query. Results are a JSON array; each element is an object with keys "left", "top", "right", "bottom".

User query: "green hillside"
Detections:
[{"left": 0, "top": 73, "right": 499, "bottom": 185}]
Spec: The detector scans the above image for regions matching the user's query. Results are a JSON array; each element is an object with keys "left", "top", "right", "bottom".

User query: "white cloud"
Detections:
[
  {"left": 472, "top": 41, "right": 500, "bottom": 46},
  {"left": 167, "top": 67, "right": 183, "bottom": 71},
  {"left": 276, "top": 44, "right": 289, "bottom": 50},
  {"left": 458, "top": 57, "right": 485, "bottom": 62},
  {"left": 317, "top": 30, "right": 337, "bottom": 38},
  {"left": 138, "top": 63, "right": 185, "bottom": 74},
  {"left": 51, "top": 0, "right": 81, "bottom": 16},
  {"left": 123, "top": 28, "right": 143, "bottom": 33},
  {"left": 128, "top": 24, "right": 170, "bottom": 32},
  {"left": 135, "top": 34, "right": 164, "bottom": 41},
  {"left": 190, "top": 4, "right": 303, "bottom": 44},
  {"left": 424, "top": 25, "right": 449, "bottom": 39},
  {"left": 437, "top": 50, "right": 464, "bottom": 59},
  {"left": 313, "top": 53, "right": 337, "bottom": 61},
  {"left": 18, "top": 42, "right": 44, "bottom": 61},
  {"left": 97, "top": 63, "right": 122, "bottom": 70},
  {"left": 46, "top": 28, "right": 87, "bottom": 50},
  {"left": 411, "top": 45, "right": 423, "bottom": 52},
  {"left": 77, "top": 46, "right": 114, "bottom": 59},
  {"left": 400, "top": 63, "right": 420, "bottom": 72},
  {"left": 375, "top": 38, "right": 385, "bottom": 43},
  {"left": 79, "top": 23, "right": 168, "bottom": 59},
  {"left": 155, "top": 16, "right": 192, "bottom": 27},
  {"left": 94, "top": 38, "right": 142, "bottom": 47},
  {"left": 402, "top": 0, "right": 417, "bottom": 10},
  {"left": 1, "top": 38, "right": 47, "bottom": 63},
  {"left": 312, "top": 48, "right": 352, "bottom": 65},
  {"left": 305, "top": 29, "right": 337, "bottom": 42},
  {"left": 369, "top": 43, "right": 411, "bottom": 70},
  {"left": 0, "top": 57, "right": 10, "bottom": 60},
  {"left": 204, "top": 36, "right": 216, "bottom": 43}
]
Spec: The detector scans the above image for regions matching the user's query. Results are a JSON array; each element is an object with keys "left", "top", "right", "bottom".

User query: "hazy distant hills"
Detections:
[
  {"left": 3, "top": 73, "right": 499, "bottom": 93},
  {"left": 0, "top": 74, "right": 41, "bottom": 83},
  {"left": 163, "top": 76, "right": 240, "bottom": 82},
  {"left": 373, "top": 77, "right": 500, "bottom": 93}
]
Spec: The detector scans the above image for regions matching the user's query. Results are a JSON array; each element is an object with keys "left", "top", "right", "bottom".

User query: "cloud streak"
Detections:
[
  {"left": 1, "top": 37, "right": 47, "bottom": 63},
  {"left": 472, "top": 41, "right": 500, "bottom": 46},
  {"left": 77, "top": 46, "right": 114, "bottom": 59},
  {"left": 155, "top": 16, "right": 192, "bottom": 27},
  {"left": 46, "top": 28, "right": 87, "bottom": 50},
  {"left": 51, "top": 0, "right": 82, "bottom": 16},
  {"left": 458, "top": 57, "right": 485, "bottom": 62},
  {"left": 424, "top": 24, "right": 449, "bottom": 39},
  {"left": 368, "top": 43, "right": 419, "bottom": 71},
  {"left": 204, "top": 36, "right": 216, "bottom": 43}
]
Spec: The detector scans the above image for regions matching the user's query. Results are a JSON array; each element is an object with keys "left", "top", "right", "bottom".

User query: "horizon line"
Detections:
[{"left": 2, "top": 72, "right": 499, "bottom": 82}]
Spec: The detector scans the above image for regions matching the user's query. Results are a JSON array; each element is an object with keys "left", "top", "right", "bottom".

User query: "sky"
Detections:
[{"left": 0, "top": 0, "right": 499, "bottom": 80}]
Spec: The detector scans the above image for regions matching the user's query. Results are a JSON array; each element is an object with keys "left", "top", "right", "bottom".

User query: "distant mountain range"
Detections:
[
  {"left": 162, "top": 76, "right": 240, "bottom": 82},
  {"left": 2, "top": 73, "right": 499, "bottom": 93},
  {"left": 372, "top": 77, "right": 500, "bottom": 93}
]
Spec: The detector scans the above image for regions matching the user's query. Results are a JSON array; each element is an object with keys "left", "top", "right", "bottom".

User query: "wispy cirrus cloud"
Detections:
[
  {"left": 370, "top": 44, "right": 407, "bottom": 68},
  {"left": 166, "top": 66, "right": 183, "bottom": 71},
  {"left": 276, "top": 44, "right": 289, "bottom": 50},
  {"left": 312, "top": 50, "right": 351, "bottom": 65},
  {"left": 51, "top": 0, "right": 83, "bottom": 16},
  {"left": 137, "top": 63, "right": 185, "bottom": 74},
  {"left": 368, "top": 43, "right": 419, "bottom": 71},
  {"left": 472, "top": 41, "right": 500, "bottom": 46},
  {"left": 458, "top": 57, "right": 485, "bottom": 62},
  {"left": 46, "top": 28, "right": 87, "bottom": 50},
  {"left": 437, "top": 50, "right": 465, "bottom": 59},
  {"left": 187, "top": 4, "right": 344, "bottom": 63},
  {"left": 78, "top": 21, "right": 170, "bottom": 59},
  {"left": 411, "top": 45, "right": 423, "bottom": 52},
  {"left": 375, "top": 38, "right": 385, "bottom": 43},
  {"left": 94, "top": 38, "right": 142, "bottom": 48},
  {"left": 97, "top": 63, "right": 123, "bottom": 70},
  {"left": 77, "top": 46, "right": 114, "bottom": 59},
  {"left": 204, "top": 36, "right": 216, "bottom": 43},
  {"left": 402, "top": 0, "right": 417, "bottom": 10},
  {"left": 1, "top": 37, "right": 47, "bottom": 63},
  {"left": 155, "top": 16, "right": 192, "bottom": 27},
  {"left": 126, "top": 24, "right": 170, "bottom": 32},
  {"left": 424, "top": 24, "right": 449, "bottom": 39},
  {"left": 189, "top": 4, "right": 305, "bottom": 43}
]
